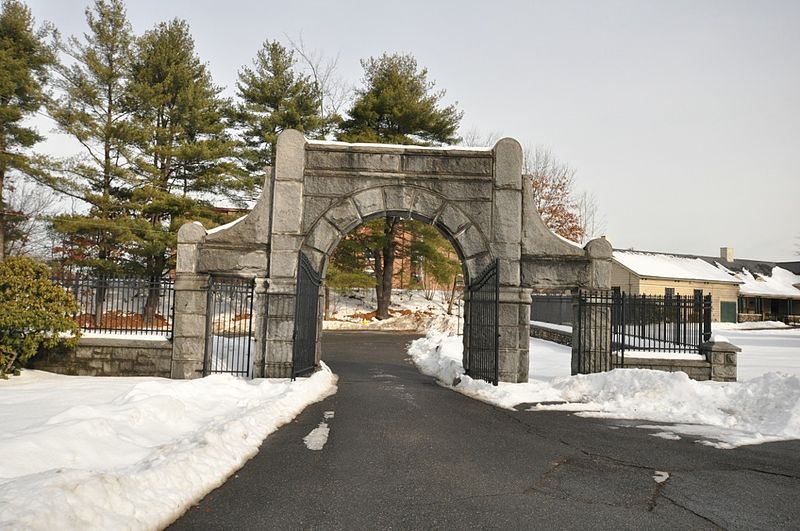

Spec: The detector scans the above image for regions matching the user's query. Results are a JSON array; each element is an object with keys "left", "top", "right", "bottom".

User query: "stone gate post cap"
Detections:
[
  {"left": 700, "top": 336, "right": 742, "bottom": 353},
  {"left": 177, "top": 221, "right": 207, "bottom": 244},
  {"left": 493, "top": 137, "right": 523, "bottom": 152},
  {"left": 585, "top": 236, "right": 613, "bottom": 258},
  {"left": 276, "top": 128, "right": 307, "bottom": 148}
]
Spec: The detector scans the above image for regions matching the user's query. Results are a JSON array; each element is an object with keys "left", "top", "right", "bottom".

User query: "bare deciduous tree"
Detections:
[
  {"left": 285, "top": 33, "right": 351, "bottom": 134},
  {"left": 4, "top": 180, "right": 59, "bottom": 259},
  {"left": 459, "top": 128, "right": 501, "bottom": 147},
  {"left": 576, "top": 190, "right": 606, "bottom": 244},
  {"left": 524, "top": 145, "right": 584, "bottom": 243}
]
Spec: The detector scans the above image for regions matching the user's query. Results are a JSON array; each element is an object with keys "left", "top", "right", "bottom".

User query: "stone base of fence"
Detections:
[
  {"left": 616, "top": 356, "right": 712, "bottom": 381},
  {"left": 29, "top": 336, "right": 173, "bottom": 377}
]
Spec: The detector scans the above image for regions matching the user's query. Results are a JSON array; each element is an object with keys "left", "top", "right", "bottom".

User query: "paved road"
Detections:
[{"left": 171, "top": 331, "right": 800, "bottom": 530}]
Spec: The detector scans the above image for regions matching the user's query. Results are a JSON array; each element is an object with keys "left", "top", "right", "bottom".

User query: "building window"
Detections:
[{"left": 664, "top": 288, "right": 675, "bottom": 299}]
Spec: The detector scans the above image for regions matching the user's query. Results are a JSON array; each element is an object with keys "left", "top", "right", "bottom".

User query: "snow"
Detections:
[
  {"left": 303, "top": 423, "right": 331, "bottom": 451},
  {"left": 307, "top": 138, "right": 494, "bottom": 152},
  {"left": 408, "top": 332, "right": 800, "bottom": 448},
  {"left": 614, "top": 250, "right": 740, "bottom": 284},
  {"left": 714, "top": 320, "right": 790, "bottom": 330},
  {"left": 0, "top": 366, "right": 337, "bottom": 530},
  {"left": 323, "top": 288, "right": 462, "bottom": 334},
  {"left": 205, "top": 214, "right": 245, "bottom": 235},
  {"left": 79, "top": 332, "right": 171, "bottom": 342},
  {"left": 623, "top": 351, "right": 706, "bottom": 360},
  {"left": 653, "top": 471, "right": 670, "bottom": 483},
  {"left": 717, "top": 264, "right": 800, "bottom": 299},
  {"left": 530, "top": 320, "right": 572, "bottom": 333},
  {"left": 717, "top": 327, "right": 800, "bottom": 381}
]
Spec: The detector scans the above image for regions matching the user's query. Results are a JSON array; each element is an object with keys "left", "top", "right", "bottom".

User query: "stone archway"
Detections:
[{"left": 173, "top": 129, "right": 612, "bottom": 382}]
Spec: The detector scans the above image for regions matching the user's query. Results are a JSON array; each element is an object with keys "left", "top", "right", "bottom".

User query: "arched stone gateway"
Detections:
[{"left": 173, "top": 130, "right": 612, "bottom": 382}]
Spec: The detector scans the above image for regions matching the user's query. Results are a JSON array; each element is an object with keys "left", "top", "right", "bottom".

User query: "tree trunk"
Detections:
[
  {"left": 143, "top": 256, "right": 166, "bottom": 325},
  {"left": 447, "top": 274, "right": 458, "bottom": 315},
  {"left": 376, "top": 217, "right": 398, "bottom": 319},
  {"left": 0, "top": 166, "right": 5, "bottom": 262},
  {"left": 373, "top": 248, "right": 384, "bottom": 318}
]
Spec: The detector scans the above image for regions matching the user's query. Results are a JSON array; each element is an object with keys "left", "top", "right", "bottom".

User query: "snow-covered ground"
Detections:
[
  {"left": 0, "top": 368, "right": 337, "bottom": 530},
  {"left": 323, "top": 288, "right": 461, "bottom": 333},
  {"left": 409, "top": 332, "right": 800, "bottom": 449},
  {"left": 532, "top": 319, "right": 800, "bottom": 380}
]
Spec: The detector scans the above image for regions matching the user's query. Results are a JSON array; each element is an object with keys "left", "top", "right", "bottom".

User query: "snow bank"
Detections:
[
  {"left": 0, "top": 367, "right": 337, "bottom": 530},
  {"left": 713, "top": 320, "right": 791, "bottom": 330},
  {"left": 408, "top": 332, "right": 800, "bottom": 448}
]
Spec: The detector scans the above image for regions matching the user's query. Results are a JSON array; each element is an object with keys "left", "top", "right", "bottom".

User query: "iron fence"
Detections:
[
  {"left": 612, "top": 292, "right": 712, "bottom": 357},
  {"left": 204, "top": 276, "right": 255, "bottom": 377},
  {"left": 575, "top": 290, "right": 713, "bottom": 370},
  {"left": 52, "top": 274, "right": 175, "bottom": 336}
]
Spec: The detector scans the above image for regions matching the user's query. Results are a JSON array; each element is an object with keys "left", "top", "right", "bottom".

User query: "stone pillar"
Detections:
[
  {"left": 251, "top": 277, "right": 269, "bottom": 378},
  {"left": 263, "top": 129, "right": 307, "bottom": 378},
  {"left": 172, "top": 222, "right": 209, "bottom": 379},
  {"left": 701, "top": 338, "right": 739, "bottom": 382},
  {"left": 497, "top": 287, "right": 533, "bottom": 383},
  {"left": 491, "top": 138, "right": 526, "bottom": 383},
  {"left": 571, "top": 289, "right": 612, "bottom": 375}
]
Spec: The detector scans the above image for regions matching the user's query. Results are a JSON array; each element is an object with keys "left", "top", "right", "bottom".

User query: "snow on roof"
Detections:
[
  {"left": 613, "top": 250, "right": 741, "bottom": 284},
  {"left": 718, "top": 264, "right": 800, "bottom": 299}
]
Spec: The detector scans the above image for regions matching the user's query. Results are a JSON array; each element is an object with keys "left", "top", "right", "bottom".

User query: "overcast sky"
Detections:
[{"left": 25, "top": 0, "right": 800, "bottom": 261}]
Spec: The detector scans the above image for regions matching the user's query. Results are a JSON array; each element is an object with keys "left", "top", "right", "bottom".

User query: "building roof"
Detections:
[
  {"left": 613, "top": 250, "right": 741, "bottom": 284},
  {"left": 613, "top": 248, "right": 800, "bottom": 299},
  {"left": 716, "top": 263, "right": 800, "bottom": 299}
]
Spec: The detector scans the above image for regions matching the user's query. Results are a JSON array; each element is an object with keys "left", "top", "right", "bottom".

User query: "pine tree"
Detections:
[
  {"left": 336, "top": 53, "right": 462, "bottom": 318},
  {"left": 236, "top": 40, "right": 326, "bottom": 182},
  {"left": 48, "top": 0, "right": 135, "bottom": 274},
  {"left": 126, "top": 18, "right": 238, "bottom": 317},
  {"left": 338, "top": 53, "right": 461, "bottom": 145},
  {"left": 0, "top": 0, "right": 55, "bottom": 261}
]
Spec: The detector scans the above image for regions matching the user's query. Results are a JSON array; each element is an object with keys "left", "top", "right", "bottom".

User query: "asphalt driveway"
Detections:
[{"left": 170, "top": 331, "right": 800, "bottom": 530}]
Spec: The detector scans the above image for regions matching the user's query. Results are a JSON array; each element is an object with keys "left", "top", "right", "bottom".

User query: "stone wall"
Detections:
[
  {"left": 30, "top": 336, "right": 172, "bottom": 377},
  {"left": 529, "top": 323, "right": 572, "bottom": 346}
]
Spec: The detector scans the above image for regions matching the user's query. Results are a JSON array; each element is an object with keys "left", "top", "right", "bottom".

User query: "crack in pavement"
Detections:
[
  {"left": 647, "top": 475, "right": 668, "bottom": 512},
  {"left": 659, "top": 492, "right": 724, "bottom": 529}
]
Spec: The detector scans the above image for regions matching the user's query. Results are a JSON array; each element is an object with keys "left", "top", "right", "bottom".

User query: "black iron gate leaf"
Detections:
[
  {"left": 466, "top": 259, "right": 499, "bottom": 385},
  {"left": 204, "top": 276, "right": 255, "bottom": 377},
  {"left": 292, "top": 251, "right": 322, "bottom": 379}
]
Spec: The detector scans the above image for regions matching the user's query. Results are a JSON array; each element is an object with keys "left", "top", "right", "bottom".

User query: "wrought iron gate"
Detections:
[
  {"left": 292, "top": 252, "right": 322, "bottom": 378},
  {"left": 465, "top": 260, "right": 499, "bottom": 385},
  {"left": 204, "top": 276, "right": 255, "bottom": 377}
]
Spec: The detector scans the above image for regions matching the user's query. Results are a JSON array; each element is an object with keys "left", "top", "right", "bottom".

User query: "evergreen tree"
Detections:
[
  {"left": 48, "top": 0, "right": 135, "bottom": 274},
  {"left": 236, "top": 40, "right": 326, "bottom": 181},
  {"left": 338, "top": 53, "right": 461, "bottom": 145},
  {"left": 336, "top": 53, "right": 462, "bottom": 318},
  {"left": 126, "top": 18, "right": 237, "bottom": 316},
  {"left": 0, "top": 0, "right": 55, "bottom": 261}
]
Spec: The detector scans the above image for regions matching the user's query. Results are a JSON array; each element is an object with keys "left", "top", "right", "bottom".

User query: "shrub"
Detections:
[{"left": 0, "top": 257, "right": 79, "bottom": 377}]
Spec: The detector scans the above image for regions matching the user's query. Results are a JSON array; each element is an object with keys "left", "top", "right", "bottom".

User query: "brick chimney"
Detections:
[{"left": 720, "top": 247, "right": 734, "bottom": 262}]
